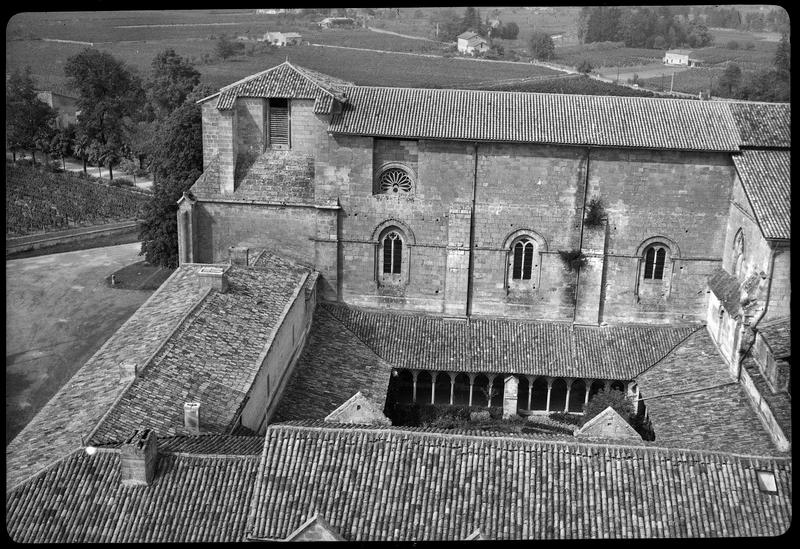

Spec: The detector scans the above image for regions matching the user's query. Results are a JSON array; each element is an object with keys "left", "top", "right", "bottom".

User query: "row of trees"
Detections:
[
  {"left": 578, "top": 6, "right": 713, "bottom": 49},
  {"left": 697, "top": 6, "right": 790, "bottom": 34},
  {"left": 6, "top": 48, "right": 210, "bottom": 268}
]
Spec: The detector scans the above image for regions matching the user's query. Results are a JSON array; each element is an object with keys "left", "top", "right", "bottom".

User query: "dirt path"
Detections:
[
  {"left": 366, "top": 26, "right": 442, "bottom": 43},
  {"left": 5, "top": 243, "right": 156, "bottom": 444}
]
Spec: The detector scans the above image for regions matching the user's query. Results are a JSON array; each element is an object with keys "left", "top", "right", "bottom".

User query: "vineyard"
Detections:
[{"left": 6, "top": 164, "right": 149, "bottom": 237}]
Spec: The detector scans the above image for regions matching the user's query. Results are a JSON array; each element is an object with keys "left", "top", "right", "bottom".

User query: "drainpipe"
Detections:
[
  {"left": 572, "top": 147, "right": 591, "bottom": 325},
  {"left": 466, "top": 142, "right": 478, "bottom": 318},
  {"left": 736, "top": 246, "right": 776, "bottom": 382}
]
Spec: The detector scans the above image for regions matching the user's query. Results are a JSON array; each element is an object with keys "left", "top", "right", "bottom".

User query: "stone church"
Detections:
[
  {"left": 7, "top": 61, "right": 791, "bottom": 541},
  {"left": 179, "top": 61, "right": 789, "bottom": 329}
]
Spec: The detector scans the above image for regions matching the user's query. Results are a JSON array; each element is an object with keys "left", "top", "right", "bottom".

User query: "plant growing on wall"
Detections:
[
  {"left": 584, "top": 197, "right": 605, "bottom": 228},
  {"left": 558, "top": 249, "right": 587, "bottom": 272}
]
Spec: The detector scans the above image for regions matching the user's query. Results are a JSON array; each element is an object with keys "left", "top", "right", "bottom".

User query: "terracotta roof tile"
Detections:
[
  {"left": 89, "top": 259, "right": 310, "bottom": 445},
  {"left": 210, "top": 62, "right": 350, "bottom": 112},
  {"left": 733, "top": 150, "right": 790, "bottom": 240},
  {"left": 322, "top": 303, "right": 697, "bottom": 380},
  {"left": 271, "top": 306, "right": 393, "bottom": 422},
  {"left": 328, "top": 87, "right": 742, "bottom": 151},
  {"left": 190, "top": 149, "right": 315, "bottom": 204},
  {"left": 636, "top": 330, "right": 783, "bottom": 455},
  {"left": 249, "top": 423, "right": 792, "bottom": 540},
  {"left": 7, "top": 438, "right": 261, "bottom": 542},
  {"left": 728, "top": 102, "right": 790, "bottom": 148}
]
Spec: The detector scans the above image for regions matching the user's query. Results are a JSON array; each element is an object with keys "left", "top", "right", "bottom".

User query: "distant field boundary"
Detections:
[
  {"left": 41, "top": 38, "right": 94, "bottom": 46},
  {"left": 6, "top": 220, "right": 139, "bottom": 256}
]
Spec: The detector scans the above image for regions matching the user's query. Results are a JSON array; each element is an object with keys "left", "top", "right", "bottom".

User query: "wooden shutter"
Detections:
[{"left": 269, "top": 101, "right": 289, "bottom": 148}]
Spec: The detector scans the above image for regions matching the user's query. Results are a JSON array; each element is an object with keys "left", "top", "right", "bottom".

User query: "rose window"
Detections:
[{"left": 379, "top": 168, "right": 413, "bottom": 194}]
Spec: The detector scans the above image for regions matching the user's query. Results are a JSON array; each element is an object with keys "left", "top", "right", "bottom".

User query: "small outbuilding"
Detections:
[
  {"left": 261, "top": 32, "right": 302, "bottom": 47},
  {"left": 457, "top": 31, "right": 490, "bottom": 55}
]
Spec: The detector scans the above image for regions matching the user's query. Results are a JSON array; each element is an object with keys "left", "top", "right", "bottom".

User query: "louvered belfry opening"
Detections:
[{"left": 269, "top": 98, "right": 290, "bottom": 149}]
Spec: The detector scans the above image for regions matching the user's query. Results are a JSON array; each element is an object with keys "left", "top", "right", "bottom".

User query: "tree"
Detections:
[
  {"left": 529, "top": 31, "right": 555, "bottom": 61},
  {"left": 215, "top": 35, "right": 240, "bottom": 60},
  {"left": 138, "top": 86, "right": 210, "bottom": 268},
  {"left": 147, "top": 49, "right": 201, "bottom": 121},
  {"left": 461, "top": 6, "right": 483, "bottom": 35},
  {"left": 577, "top": 59, "right": 593, "bottom": 74},
  {"left": 717, "top": 62, "right": 742, "bottom": 95},
  {"left": 774, "top": 33, "right": 790, "bottom": 80},
  {"left": 500, "top": 22, "right": 519, "bottom": 40},
  {"left": 581, "top": 388, "right": 635, "bottom": 427},
  {"left": 6, "top": 67, "right": 56, "bottom": 163},
  {"left": 72, "top": 128, "right": 90, "bottom": 174},
  {"left": 49, "top": 126, "right": 74, "bottom": 170},
  {"left": 65, "top": 49, "right": 144, "bottom": 179}
]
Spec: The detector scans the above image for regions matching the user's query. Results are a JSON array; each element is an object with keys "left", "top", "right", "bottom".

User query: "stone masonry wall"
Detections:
[
  {"left": 194, "top": 202, "right": 316, "bottom": 267},
  {"left": 236, "top": 98, "right": 266, "bottom": 157},
  {"left": 595, "top": 149, "right": 734, "bottom": 324},
  {"left": 201, "top": 101, "right": 222, "bottom": 171}
]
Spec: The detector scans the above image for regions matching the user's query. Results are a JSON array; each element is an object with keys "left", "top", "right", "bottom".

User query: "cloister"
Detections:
[{"left": 390, "top": 369, "right": 640, "bottom": 415}]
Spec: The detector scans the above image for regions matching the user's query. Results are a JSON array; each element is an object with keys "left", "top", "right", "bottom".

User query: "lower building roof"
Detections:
[
  {"left": 89, "top": 258, "right": 310, "bottom": 445},
  {"left": 7, "top": 435, "right": 263, "bottom": 543},
  {"left": 758, "top": 316, "right": 791, "bottom": 358},
  {"left": 247, "top": 423, "right": 792, "bottom": 540},
  {"left": 322, "top": 303, "right": 698, "bottom": 380},
  {"left": 635, "top": 328, "right": 785, "bottom": 455}
]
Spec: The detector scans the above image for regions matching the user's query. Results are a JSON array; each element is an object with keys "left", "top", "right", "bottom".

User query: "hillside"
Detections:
[{"left": 6, "top": 163, "right": 149, "bottom": 237}]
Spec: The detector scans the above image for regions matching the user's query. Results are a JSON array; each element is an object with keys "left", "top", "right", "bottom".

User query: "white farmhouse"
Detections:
[
  {"left": 261, "top": 32, "right": 303, "bottom": 47},
  {"left": 663, "top": 49, "right": 701, "bottom": 67},
  {"left": 457, "top": 31, "right": 490, "bottom": 55}
]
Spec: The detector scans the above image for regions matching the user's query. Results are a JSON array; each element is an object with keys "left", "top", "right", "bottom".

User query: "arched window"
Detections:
[
  {"left": 375, "top": 223, "right": 412, "bottom": 291},
  {"left": 512, "top": 238, "right": 535, "bottom": 280},
  {"left": 382, "top": 232, "right": 402, "bottom": 274},
  {"left": 643, "top": 246, "right": 667, "bottom": 280},
  {"left": 636, "top": 239, "right": 674, "bottom": 301},
  {"left": 504, "top": 230, "right": 546, "bottom": 295}
]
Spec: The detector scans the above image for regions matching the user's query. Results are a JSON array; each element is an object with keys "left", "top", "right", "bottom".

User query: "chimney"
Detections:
[
  {"left": 198, "top": 266, "right": 229, "bottom": 293},
  {"left": 119, "top": 361, "right": 137, "bottom": 383},
  {"left": 184, "top": 402, "right": 201, "bottom": 435},
  {"left": 228, "top": 246, "right": 250, "bottom": 266},
  {"left": 120, "top": 429, "right": 159, "bottom": 486}
]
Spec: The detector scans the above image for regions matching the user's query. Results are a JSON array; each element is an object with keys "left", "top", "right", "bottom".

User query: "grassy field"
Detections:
[
  {"left": 7, "top": 32, "right": 562, "bottom": 95},
  {"left": 638, "top": 67, "right": 724, "bottom": 96}
]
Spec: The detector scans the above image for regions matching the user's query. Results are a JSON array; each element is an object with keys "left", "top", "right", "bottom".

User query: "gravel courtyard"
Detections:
[{"left": 6, "top": 243, "right": 156, "bottom": 444}]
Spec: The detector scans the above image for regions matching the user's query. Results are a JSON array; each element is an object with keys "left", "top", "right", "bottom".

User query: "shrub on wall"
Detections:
[
  {"left": 558, "top": 249, "right": 587, "bottom": 272},
  {"left": 584, "top": 197, "right": 605, "bottom": 227}
]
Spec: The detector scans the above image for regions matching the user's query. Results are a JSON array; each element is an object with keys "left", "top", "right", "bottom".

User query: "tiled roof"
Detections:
[
  {"left": 328, "top": 86, "right": 742, "bottom": 151},
  {"left": 728, "top": 102, "right": 790, "bottom": 148},
  {"left": 191, "top": 150, "right": 315, "bottom": 204},
  {"left": 706, "top": 267, "right": 742, "bottom": 316},
  {"left": 322, "top": 303, "right": 698, "bottom": 380},
  {"left": 636, "top": 329, "right": 783, "bottom": 455},
  {"left": 271, "top": 306, "right": 393, "bottom": 423},
  {"left": 758, "top": 317, "right": 790, "bottom": 358},
  {"left": 96, "top": 434, "right": 266, "bottom": 455},
  {"left": 7, "top": 438, "right": 261, "bottom": 543},
  {"left": 89, "top": 259, "right": 310, "bottom": 445},
  {"left": 248, "top": 423, "right": 792, "bottom": 540},
  {"left": 209, "top": 61, "right": 351, "bottom": 112},
  {"left": 733, "top": 150, "right": 790, "bottom": 240},
  {"left": 6, "top": 267, "right": 208, "bottom": 492}
]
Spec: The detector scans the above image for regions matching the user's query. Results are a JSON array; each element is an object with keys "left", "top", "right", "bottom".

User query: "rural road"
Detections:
[{"left": 5, "top": 243, "right": 156, "bottom": 444}]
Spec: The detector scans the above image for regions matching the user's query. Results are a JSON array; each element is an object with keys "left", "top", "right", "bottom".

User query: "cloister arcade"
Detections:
[{"left": 389, "top": 369, "right": 639, "bottom": 415}]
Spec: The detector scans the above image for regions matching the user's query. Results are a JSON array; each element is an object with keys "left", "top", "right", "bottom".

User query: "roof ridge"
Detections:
[{"left": 267, "top": 422, "right": 792, "bottom": 463}]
